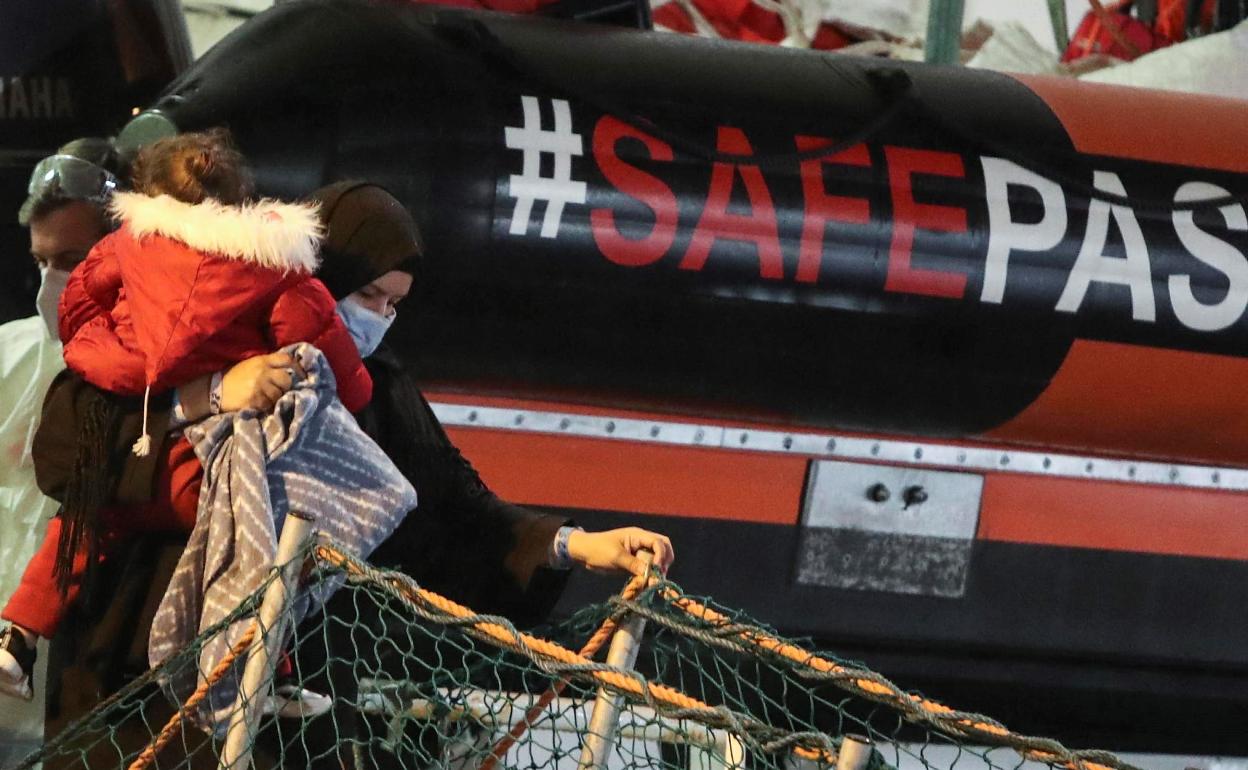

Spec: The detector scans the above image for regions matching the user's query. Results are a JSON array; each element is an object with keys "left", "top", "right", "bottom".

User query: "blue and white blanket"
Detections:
[{"left": 148, "top": 343, "right": 416, "bottom": 727}]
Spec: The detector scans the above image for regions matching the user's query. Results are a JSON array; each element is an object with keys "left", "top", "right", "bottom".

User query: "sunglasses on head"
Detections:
[{"left": 27, "top": 154, "right": 118, "bottom": 204}]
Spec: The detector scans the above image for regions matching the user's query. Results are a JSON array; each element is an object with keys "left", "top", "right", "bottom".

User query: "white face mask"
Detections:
[
  {"left": 336, "top": 294, "right": 395, "bottom": 358},
  {"left": 35, "top": 266, "right": 70, "bottom": 339}
]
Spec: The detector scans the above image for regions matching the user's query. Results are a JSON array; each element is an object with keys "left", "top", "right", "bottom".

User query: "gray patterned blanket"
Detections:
[{"left": 148, "top": 343, "right": 416, "bottom": 729}]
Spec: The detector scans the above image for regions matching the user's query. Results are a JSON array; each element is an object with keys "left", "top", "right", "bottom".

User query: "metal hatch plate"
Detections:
[{"left": 796, "top": 460, "right": 984, "bottom": 598}]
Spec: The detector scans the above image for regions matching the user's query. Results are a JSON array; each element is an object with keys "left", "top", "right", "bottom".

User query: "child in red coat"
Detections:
[
  {"left": 0, "top": 131, "right": 369, "bottom": 709},
  {"left": 60, "top": 131, "right": 372, "bottom": 428}
]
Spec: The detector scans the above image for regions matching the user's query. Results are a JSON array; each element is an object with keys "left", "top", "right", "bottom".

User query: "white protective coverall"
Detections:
[{"left": 0, "top": 314, "right": 62, "bottom": 758}]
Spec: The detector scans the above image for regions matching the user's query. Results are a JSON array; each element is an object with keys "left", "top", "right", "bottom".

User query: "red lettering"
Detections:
[
  {"left": 884, "top": 147, "right": 968, "bottom": 299},
  {"left": 590, "top": 116, "right": 678, "bottom": 267},
  {"left": 680, "top": 127, "right": 784, "bottom": 280},
  {"left": 794, "top": 136, "right": 871, "bottom": 284}
]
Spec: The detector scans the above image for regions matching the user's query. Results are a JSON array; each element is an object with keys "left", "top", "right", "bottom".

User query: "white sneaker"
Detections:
[
  {"left": 0, "top": 626, "right": 35, "bottom": 701},
  {"left": 263, "top": 684, "right": 332, "bottom": 719}
]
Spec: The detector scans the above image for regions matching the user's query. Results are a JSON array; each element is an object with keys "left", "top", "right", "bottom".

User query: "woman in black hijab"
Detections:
[
  {"left": 289, "top": 182, "right": 676, "bottom": 767},
  {"left": 307, "top": 181, "right": 673, "bottom": 620}
]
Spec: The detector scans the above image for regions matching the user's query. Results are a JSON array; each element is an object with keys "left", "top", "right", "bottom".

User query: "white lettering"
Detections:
[
  {"left": 7, "top": 77, "right": 29, "bottom": 119},
  {"left": 29, "top": 77, "right": 52, "bottom": 118},
  {"left": 981, "top": 157, "right": 1068, "bottom": 304},
  {"left": 1169, "top": 181, "right": 1248, "bottom": 331},
  {"left": 1056, "top": 171, "right": 1155, "bottom": 322}
]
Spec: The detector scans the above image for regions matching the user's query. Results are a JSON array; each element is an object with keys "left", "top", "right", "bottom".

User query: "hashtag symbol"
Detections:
[{"left": 504, "top": 96, "right": 587, "bottom": 239}]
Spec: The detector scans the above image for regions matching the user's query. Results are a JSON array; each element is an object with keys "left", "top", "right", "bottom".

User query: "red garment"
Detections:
[
  {"left": 59, "top": 192, "right": 372, "bottom": 412},
  {"left": 652, "top": 0, "right": 784, "bottom": 43},
  {"left": 650, "top": 0, "right": 853, "bottom": 50},
  {"left": 1062, "top": 0, "right": 1168, "bottom": 63},
  {"left": 1154, "top": 0, "right": 1217, "bottom": 42},
  {"left": 3, "top": 437, "right": 202, "bottom": 639}
]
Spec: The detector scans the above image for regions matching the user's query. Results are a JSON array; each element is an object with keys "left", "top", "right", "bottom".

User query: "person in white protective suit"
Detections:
[{"left": 0, "top": 138, "right": 117, "bottom": 756}]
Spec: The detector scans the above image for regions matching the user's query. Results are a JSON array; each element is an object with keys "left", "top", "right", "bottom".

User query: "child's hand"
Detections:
[
  {"left": 221, "top": 352, "right": 307, "bottom": 412},
  {"left": 181, "top": 353, "right": 303, "bottom": 421}
]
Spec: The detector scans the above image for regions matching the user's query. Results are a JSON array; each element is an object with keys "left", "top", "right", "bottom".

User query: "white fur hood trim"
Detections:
[{"left": 110, "top": 192, "right": 323, "bottom": 273}]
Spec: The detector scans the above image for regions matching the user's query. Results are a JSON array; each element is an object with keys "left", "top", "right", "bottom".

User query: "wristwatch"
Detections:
[{"left": 550, "top": 525, "right": 582, "bottom": 570}]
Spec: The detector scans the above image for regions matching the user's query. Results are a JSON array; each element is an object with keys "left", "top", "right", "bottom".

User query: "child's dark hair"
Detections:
[{"left": 130, "top": 129, "right": 254, "bottom": 205}]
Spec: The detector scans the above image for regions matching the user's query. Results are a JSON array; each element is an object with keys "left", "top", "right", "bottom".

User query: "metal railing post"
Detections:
[
  {"left": 219, "top": 512, "right": 315, "bottom": 770},
  {"left": 576, "top": 552, "right": 654, "bottom": 770},
  {"left": 1047, "top": 0, "right": 1070, "bottom": 53},
  {"left": 691, "top": 730, "right": 745, "bottom": 770},
  {"left": 836, "top": 734, "right": 874, "bottom": 770},
  {"left": 925, "top": 0, "right": 966, "bottom": 65}
]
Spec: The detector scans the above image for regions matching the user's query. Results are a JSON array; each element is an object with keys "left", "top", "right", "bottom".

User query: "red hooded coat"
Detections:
[{"left": 59, "top": 192, "right": 372, "bottom": 412}]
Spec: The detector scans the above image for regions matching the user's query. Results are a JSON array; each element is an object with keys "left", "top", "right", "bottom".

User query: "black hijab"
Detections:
[{"left": 309, "top": 181, "right": 422, "bottom": 299}]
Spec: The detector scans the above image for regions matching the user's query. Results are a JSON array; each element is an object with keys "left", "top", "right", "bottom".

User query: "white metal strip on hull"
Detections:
[{"left": 429, "top": 401, "right": 1248, "bottom": 492}]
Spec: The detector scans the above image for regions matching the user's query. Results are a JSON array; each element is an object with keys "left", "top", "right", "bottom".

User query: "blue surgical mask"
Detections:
[{"left": 337, "top": 294, "right": 395, "bottom": 358}]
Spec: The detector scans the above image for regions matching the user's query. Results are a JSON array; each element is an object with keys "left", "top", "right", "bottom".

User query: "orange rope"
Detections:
[
  {"left": 660, "top": 589, "right": 1112, "bottom": 770},
  {"left": 127, "top": 622, "right": 259, "bottom": 770},
  {"left": 315, "top": 545, "right": 835, "bottom": 764},
  {"left": 314, "top": 543, "right": 1125, "bottom": 770},
  {"left": 479, "top": 570, "right": 652, "bottom": 770}
]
